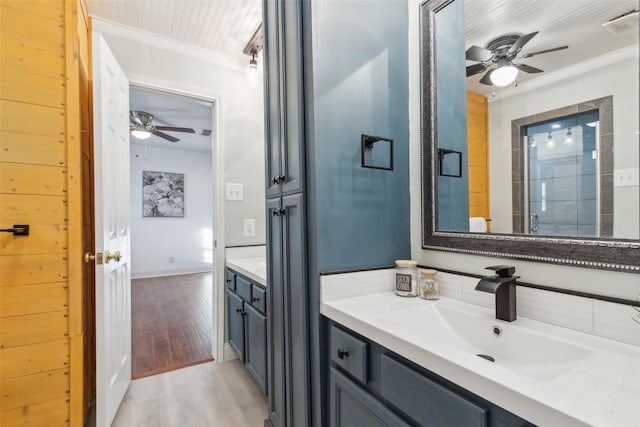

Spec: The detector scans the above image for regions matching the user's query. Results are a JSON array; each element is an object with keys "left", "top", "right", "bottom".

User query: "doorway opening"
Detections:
[{"left": 128, "top": 86, "right": 215, "bottom": 378}]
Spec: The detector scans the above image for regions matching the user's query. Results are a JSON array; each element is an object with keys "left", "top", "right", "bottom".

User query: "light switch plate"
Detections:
[
  {"left": 613, "top": 168, "right": 639, "bottom": 187},
  {"left": 225, "top": 183, "right": 244, "bottom": 200}
]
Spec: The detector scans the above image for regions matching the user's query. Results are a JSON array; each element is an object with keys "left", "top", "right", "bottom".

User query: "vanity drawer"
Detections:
[
  {"left": 226, "top": 270, "right": 235, "bottom": 291},
  {"left": 251, "top": 284, "right": 266, "bottom": 314},
  {"left": 235, "top": 275, "right": 252, "bottom": 302},
  {"left": 330, "top": 325, "right": 368, "bottom": 384},
  {"left": 380, "top": 354, "right": 487, "bottom": 427}
]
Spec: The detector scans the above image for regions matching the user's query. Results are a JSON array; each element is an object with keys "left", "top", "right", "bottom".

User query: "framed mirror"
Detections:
[{"left": 420, "top": 0, "right": 640, "bottom": 272}]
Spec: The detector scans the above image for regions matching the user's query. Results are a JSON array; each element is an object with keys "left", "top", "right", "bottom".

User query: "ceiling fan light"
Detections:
[
  {"left": 131, "top": 128, "right": 152, "bottom": 140},
  {"left": 490, "top": 65, "right": 518, "bottom": 87}
]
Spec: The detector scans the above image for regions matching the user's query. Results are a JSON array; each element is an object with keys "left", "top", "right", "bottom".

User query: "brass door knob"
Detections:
[
  {"left": 85, "top": 252, "right": 103, "bottom": 264},
  {"left": 105, "top": 251, "right": 121, "bottom": 263}
]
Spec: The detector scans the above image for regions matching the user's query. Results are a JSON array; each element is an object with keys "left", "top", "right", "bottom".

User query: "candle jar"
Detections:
[
  {"left": 395, "top": 260, "right": 418, "bottom": 297},
  {"left": 419, "top": 269, "right": 439, "bottom": 300}
]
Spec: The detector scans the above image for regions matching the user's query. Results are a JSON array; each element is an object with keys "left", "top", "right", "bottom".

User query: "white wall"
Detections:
[
  {"left": 487, "top": 51, "right": 639, "bottom": 237},
  {"left": 130, "top": 144, "right": 213, "bottom": 278},
  {"left": 93, "top": 18, "right": 266, "bottom": 248},
  {"left": 408, "top": 0, "right": 640, "bottom": 301}
]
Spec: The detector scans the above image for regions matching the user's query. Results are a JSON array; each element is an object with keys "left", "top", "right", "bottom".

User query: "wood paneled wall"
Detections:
[
  {"left": 1, "top": 1, "right": 89, "bottom": 425},
  {"left": 466, "top": 90, "right": 490, "bottom": 230}
]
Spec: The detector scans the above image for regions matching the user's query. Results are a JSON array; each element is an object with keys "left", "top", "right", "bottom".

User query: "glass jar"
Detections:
[
  {"left": 419, "top": 269, "right": 439, "bottom": 300},
  {"left": 395, "top": 260, "right": 418, "bottom": 297}
]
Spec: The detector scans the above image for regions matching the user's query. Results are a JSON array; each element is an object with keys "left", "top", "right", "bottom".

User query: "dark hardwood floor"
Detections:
[{"left": 131, "top": 272, "right": 213, "bottom": 379}]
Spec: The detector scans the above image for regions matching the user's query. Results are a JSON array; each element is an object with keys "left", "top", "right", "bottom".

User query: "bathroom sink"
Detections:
[{"left": 374, "top": 301, "right": 593, "bottom": 381}]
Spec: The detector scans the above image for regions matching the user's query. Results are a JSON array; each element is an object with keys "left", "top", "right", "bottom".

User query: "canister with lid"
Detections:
[
  {"left": 419, "top": 269, "right": 439, "bottom": 300},
  {"left": 395, "top": 260, "right": 418, "bottom": 297}
]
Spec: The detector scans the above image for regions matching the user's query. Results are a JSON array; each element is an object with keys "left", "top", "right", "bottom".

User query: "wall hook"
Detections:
[{"left": 0, "top": 225, "right": 29, "bottom": 236}]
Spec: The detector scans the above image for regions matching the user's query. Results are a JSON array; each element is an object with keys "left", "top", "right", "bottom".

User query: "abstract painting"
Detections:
[{"left": 142, "top": 171, "right": 185, "bottom": 217}]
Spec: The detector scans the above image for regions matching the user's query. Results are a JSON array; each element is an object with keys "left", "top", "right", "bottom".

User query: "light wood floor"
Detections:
[
  {"left": 111, "top": 360, "right": 268, "bottom": 426},
  {"left": 132, "top": 272, "right": 213, "bottom": 378}
]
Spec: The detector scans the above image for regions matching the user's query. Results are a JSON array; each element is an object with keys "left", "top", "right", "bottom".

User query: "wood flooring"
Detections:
[{"left": 132, "top": 272, "right": 213, "bottom": 379}]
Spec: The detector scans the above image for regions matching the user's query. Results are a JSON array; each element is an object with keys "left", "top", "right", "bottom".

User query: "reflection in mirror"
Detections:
[
  {"left": 434, "top": 0, "right": 639, "bottom": 240},
  {"left": 420, "top": 0, "right": 640, "bottom": 272}
]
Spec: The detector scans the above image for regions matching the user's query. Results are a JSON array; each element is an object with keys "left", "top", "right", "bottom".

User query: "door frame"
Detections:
[{"left": 122, "top": 74, "right": 227, "bottom": 363}]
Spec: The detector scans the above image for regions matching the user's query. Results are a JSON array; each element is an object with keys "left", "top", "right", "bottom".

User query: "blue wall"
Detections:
[
  {"left": 309, "top": 0, "right": 410, "bottom": 272},
  {"left": 435, "top": 0, "right": 469, "bottom": 231}
]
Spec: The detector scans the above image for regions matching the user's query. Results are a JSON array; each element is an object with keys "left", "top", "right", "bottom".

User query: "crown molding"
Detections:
[
  {"left": 91, "top": 16, "right": 246, "bottom": 71},
  {"left": 489, "top": 45, "right": 639, "bottom": 103}
]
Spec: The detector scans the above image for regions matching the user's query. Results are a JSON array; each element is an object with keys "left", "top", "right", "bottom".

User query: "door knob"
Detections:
[
  {"left": 85, "top": 252, "right": 103, "bottom": 265},
  {"left": 105, "top": 251, "right": 121, "bottom": 263}
]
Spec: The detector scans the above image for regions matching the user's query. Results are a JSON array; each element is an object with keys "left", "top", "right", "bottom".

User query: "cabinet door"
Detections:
[
  {"left": 245, "top": 303, "right": 267, "bottom": 394},
  {"left": 263, "top": 0, "right": 305, "bottom": 198},
  {"left": 330, "top": 368, "right": 410, "bottom": 427},
  {"left": 227, "top": 291, "right": 245, "bottom": 362},
  {"left": 279, "top": 0, "right": 304, "bottom": 195},
  {"left": 264, "top": 0, "right": 283, "bottom": 198},
  {"left": 266, "top": 196, "right": 286, "bottom": 427},
  {"left": 282, "top": 192, "right": 309, "bottom": 427}
]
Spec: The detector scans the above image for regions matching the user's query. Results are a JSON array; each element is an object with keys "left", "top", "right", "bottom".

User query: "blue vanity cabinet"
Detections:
[
  {"left": 226, "top": 268, "right": 268, "bottom": 394},
  {"left": 328, "top": 321, "right": 535, "bottom": 427}
]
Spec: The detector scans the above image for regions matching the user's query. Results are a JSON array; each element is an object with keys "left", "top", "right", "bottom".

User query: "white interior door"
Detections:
[{"left": 92, "top": 32, "right": 131, "bottom": 427}]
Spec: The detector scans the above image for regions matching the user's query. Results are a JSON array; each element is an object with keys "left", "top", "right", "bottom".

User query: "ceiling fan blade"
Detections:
[
  {"left": 514, "top": 63, "right": 544, "bottom": 74},
  {"left": 479, "top": 69, "right": 494, "bottom": 86},
  {"left": 466, "top": 63, "right": 487, "bottom": 77},
  {"left": 508, "top": 31, "right": 539, "bottom": 55},
  {"left": 466, "top": 45, "right": 492, "bottom": 62},
  {"left": 520, "top": 45, "right": 568, "bottom": 58},
  {"left": 155, "top": 126, "right": 196, "bottom": 133},
  {"left": 152, "top": 129, "right": 180, "bottom": 142}
]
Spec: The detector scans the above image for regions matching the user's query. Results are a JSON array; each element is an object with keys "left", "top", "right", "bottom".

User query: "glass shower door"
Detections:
[{"left": 526, "top": 113, "right": 599, "bottom": 237}]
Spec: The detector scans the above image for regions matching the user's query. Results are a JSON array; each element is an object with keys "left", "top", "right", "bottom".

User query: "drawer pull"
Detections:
[
  {"left": 236, "top": 308, "right": 243, "bottom": 314},
  {"left": 337, "top": 348, "right": 349, "bottom": 359},
  {"left": 252, "top": 297, "right": 260, "bottom": 302}
]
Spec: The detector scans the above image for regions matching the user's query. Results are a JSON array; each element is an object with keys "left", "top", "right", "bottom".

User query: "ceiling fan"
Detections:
[
  {"left": 129, "top": 110, "right": 195, "bottom": 142},
  {"left": 466, "top": 32, "right": 568, "bottom": 87}
]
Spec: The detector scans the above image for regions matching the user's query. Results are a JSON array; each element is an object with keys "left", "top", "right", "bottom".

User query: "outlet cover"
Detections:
[
  {"left": 225, "top": 183, "right": 244, "bottom": 200},
  {"left": 613, "top": 168, "right": 639, "bottom": 187},
  {"left": 244, "top": 219, "right": 256, "bottom": 237}
]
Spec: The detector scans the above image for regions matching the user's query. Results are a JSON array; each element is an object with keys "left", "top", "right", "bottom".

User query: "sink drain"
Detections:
[{"left": 476, "top": 354, "right": 495, "bottom": 362}]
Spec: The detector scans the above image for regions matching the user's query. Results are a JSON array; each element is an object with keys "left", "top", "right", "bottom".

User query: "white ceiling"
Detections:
[
  {"left": 464, "top": 0, "right": 639, "bottom": 95},
  {"left": 85, "top": 0, "right": 262, "bottom": 60},
  {"left": 85, "top": 2, "right": 260, "bottom": 153},
  {"left": 129, "top": 87, "right": 213, "bottom": 152}
]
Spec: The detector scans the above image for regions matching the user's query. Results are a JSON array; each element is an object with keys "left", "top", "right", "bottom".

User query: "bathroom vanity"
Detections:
[
  {"left": 321, "top": 269, "right": 640, "bottom": 427},
  {"left": 226, "top": 255, "right": 268, "bottom": 394}
]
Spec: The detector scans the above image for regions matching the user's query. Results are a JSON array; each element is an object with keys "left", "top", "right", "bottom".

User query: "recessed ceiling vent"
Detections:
[
  {"left": 602, "top": 10, "right": 639, "bottom": 36},
  {"left": 201, "top": 129, "right": 212, "bottom": 136}
]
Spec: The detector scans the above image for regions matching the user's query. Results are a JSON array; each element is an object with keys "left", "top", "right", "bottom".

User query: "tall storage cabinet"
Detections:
[{"left": 263, "top": 0, "right": 309, "bottom": 425}]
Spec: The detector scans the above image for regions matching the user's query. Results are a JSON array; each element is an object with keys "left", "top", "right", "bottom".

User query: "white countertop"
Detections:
[
  {"left": 320, "top": 270, "right": 640, "bottom": 427},
  {"left": 225, "top": 247, "right": 267, "bottom": 286},
  {"left": 226, "top": 257, "right": 267, "bottom": 286}
]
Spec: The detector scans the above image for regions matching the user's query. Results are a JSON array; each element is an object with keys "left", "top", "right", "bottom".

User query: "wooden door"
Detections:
[
  {"left": 467, "top": 91, "right": 490, "bottom": 230},
  {"left": 91, "top": 32, "right": 131, "bottom": 427}
]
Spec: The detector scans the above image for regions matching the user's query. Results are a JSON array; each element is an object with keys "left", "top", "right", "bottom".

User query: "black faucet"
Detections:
[{"left": 475, "top": 265, "right": 519, "bottom": 322}]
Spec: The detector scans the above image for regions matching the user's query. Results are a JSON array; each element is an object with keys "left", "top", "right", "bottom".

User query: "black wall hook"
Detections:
[{"left": 1, "top": 225, "right": 29, "bottom": 236}]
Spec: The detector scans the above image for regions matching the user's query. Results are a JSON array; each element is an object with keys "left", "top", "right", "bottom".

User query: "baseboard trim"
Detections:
[
  {"left": 131, "top": 268, "right": 213, "bottom": 279},
  {"left": 223, "top": 343, "right": 238, "bottom": 362}
]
